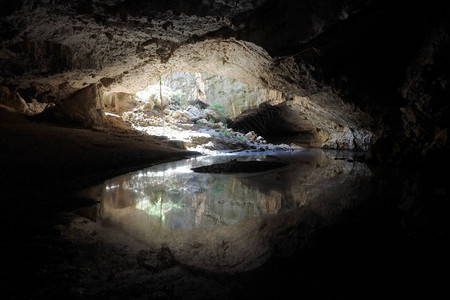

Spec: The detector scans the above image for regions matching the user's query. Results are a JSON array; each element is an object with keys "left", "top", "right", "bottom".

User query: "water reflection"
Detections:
[
  {"left": 84, "top": 150, "right": 370, "bottom": 230},
  {"left": 81, "top": 149, "right": 373, "bottom": 272},
  {"left": 88, "top": 154, "right": 289, "bottom": 229}
]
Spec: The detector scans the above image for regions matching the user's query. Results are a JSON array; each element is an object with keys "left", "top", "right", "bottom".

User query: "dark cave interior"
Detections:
[{"left": 0, "top": 0, "right": 448, "bottom": 299}]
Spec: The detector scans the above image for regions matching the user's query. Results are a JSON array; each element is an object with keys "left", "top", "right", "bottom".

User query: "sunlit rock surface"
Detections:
[
  {"left": 160, "top": 71, "right": 285, "bottom": 118},
  {"left": 1, "top": 0, "right": 448, "bottom": 155},
  {"left": 0, "top": 0, "right": 379, "bottom": 150}
]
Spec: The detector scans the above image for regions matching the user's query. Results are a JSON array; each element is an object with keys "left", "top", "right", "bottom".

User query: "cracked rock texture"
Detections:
[{"left": 1, "top": 0, "right": 449, "bottom": 158}]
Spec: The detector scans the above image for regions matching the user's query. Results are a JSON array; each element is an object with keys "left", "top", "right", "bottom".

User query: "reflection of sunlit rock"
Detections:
[
  {"left": 81, "top": 149, "right": 372, "bottom": 273},
  {"left": 135, "top": 197, "right": 182, "bottom": 222}
]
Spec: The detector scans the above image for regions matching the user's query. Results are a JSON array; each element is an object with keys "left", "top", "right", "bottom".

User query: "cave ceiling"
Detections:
[{"left": 0, "top": 0, "right": 370, "bottom": 97}]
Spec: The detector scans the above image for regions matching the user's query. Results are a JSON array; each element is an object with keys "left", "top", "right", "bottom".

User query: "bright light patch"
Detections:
[
  {"left": 117, "top": 72, "right": 301, "bottom": 155},
  {"left": 135, "top": 84, "right": 173, "bottom": 102},
  {"left": 106, "top": 184, "right": 120, "bottom": 190},
  {"left": 135, "top": 197, "right": 182, "bottom": 221},
  {"left": 147, "top": 165, "right": 193, "bottom": 177},
  {"left": 105, "top": 112, "right": 121, "bottom": 118}
]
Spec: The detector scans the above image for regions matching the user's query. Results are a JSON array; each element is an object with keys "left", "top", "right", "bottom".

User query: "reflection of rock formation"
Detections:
[
  {"left": 194, "top": 194, "right": 206, "bottom": 227},
  {"left": 257, "top": 190, "right": 282, "bottom": 214},
  {"left": 81, "top": 150, "right": 372, "bottom": 273},
  {"left": 238, "top": 152, "right": 363, "bottom": 211}
]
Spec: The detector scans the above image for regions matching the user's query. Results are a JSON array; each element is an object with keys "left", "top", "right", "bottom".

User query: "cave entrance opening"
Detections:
[{"left": 104, "top": 71, "right": 301, "bottom": 154}]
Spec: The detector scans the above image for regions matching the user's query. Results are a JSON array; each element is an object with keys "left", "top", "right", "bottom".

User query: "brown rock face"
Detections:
[
  {"left": 0, "top": 0, "right": 448, "bottom": 159},
  {"left": 104, "top": 92, "right": 137, "bottom": 114},
  {"left": 0, "top": 86, "right": 27, "bottom": 112},
  {"left": 44, "top": 83, "right": 105, "bottom": 127}
]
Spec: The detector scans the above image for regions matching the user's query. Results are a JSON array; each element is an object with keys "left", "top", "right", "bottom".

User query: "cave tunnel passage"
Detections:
[
  {"left": 1, "top": 26, "right": 376, "bottom": 152},
  {"left": 1, "top": 1, "right": 448, "bottom": 299},
  {"left": 102, "top": 71, "right": 359, "bottom": 152},
  {"left": 228, "top": 101, "right": 319, "bottom": 147}
]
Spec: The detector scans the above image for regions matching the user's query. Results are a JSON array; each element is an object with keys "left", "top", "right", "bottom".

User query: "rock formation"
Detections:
[
  {"left": 1, "top": 1, "right": 448, "bottom": 299},
  {"left": 2, "top": 0, "right": 447, "bottom": 159},
  {"left": 39, "top": 83, "right": 106, "bottom": 127}
]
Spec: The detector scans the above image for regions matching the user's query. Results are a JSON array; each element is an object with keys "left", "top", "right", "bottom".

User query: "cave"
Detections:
[{"left": 1, "top": 1, "right": 448, "bottom": 299}]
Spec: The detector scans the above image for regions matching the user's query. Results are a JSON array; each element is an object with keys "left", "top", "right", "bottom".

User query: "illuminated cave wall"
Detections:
[{"left": 1, "top": 0, "right": 448, "bottom": 158}]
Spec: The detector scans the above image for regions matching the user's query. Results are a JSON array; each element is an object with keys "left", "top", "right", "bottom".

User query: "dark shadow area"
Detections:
[
  {"left": 229, "top": 102, "right": 318, "bottom": 146},
  {"left": 1, "top": 149, "right": 446, "bottom": 299}
]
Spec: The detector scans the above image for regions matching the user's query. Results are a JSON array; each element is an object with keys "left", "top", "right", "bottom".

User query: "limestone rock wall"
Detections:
[
  {"left": 0, "top": 0, "right": 448, "bottom": 158},
  {"left": 161, "top": 72, "right": 285, "bottom": 118}
]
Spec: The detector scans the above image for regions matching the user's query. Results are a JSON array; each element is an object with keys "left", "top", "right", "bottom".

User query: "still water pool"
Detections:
[
  {"left": 79, "top": 149, "right": 372, "bottom": 272},
  {"left": 83, "top": 150, "right": 369, "bottom": 228}
]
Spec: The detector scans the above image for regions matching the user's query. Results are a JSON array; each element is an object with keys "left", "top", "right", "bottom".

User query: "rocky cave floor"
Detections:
[
  {"left": 110, "top": 96, "right": 304, "bottom": 155},
  {"left": 1, "top": 105, "right": 448, "bottom": 300}
]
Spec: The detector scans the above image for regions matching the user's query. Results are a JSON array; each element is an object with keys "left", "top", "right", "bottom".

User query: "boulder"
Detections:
[
  {"left": 188, "top": 99, "right": 209, "bottom": 109},
  {"left": 49, "top": 84, "right": 105, "bottom": 127},
  {"left": 104, "top": 92, "right": 136, "bottom": 114},
  {"left": 171, "top": 111, "right": 182, "bottom": 119},
  {"left": 184, "top": 105, "right": 202, "bottom": 120},
  {"left": 0, "top": 86, "right": 27, "bottom": 112},
  {"left": 195, "top": 118, "right": 209, "bottom": 125},
  {"left": 203, "top": 108, "right": 220, "bottom": 122},
  {"left": 26, "top": 98, "right": 53, "bottom": 115},
  {"left": 105, "top": 114, "right": 133, "bottom": 132},
  {"left": 245, "top": 131, "right": 258, "bottom": 141}
]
